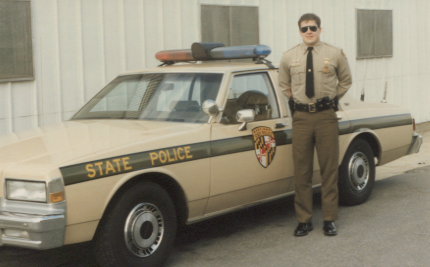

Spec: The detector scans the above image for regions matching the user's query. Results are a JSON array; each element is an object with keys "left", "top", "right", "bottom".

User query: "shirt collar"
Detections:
[{"left": 300, "top": 41, "right": 322, "bottom": 54}]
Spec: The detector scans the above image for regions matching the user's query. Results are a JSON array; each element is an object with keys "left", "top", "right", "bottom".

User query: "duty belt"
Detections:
[{"left": 294, "top": 99, "right": 335, "bottom": 113}]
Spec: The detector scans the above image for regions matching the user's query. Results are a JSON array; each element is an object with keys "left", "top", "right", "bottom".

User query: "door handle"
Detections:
[{"left": 274, "top": 123, "right": 287, "bottom": 128}]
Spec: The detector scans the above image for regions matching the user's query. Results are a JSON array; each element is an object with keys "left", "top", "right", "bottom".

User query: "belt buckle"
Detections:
[{"left": 309, "top": 103, "right": 316, "bottom": 113}]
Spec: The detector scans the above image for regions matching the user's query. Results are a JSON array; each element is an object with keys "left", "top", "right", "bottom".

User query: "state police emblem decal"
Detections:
[{"left": 252, "top": 126, "right": 276, "bottom": 168}]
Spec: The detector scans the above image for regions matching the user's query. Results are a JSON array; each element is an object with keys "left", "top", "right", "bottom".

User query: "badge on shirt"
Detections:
[{"left": 323, "top": 58, "right": 330, "bottom": 73}]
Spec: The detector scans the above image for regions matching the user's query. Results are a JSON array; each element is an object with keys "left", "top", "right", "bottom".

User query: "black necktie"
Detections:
[{"left": 306, "top": 47, "right": 314, "bottom": 99}]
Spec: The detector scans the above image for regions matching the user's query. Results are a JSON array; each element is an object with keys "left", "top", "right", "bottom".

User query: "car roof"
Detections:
[{"left": 119, "top": 62, "right": 280, "bottom": 76}]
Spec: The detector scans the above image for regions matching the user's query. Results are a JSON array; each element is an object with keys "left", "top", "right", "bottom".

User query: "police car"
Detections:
[{"left": 0, "top": 43, "right": 422, "bottom": 267}]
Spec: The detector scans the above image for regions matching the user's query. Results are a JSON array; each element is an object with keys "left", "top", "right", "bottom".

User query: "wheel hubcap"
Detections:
[
  {"left": 348, "top": 152, "right": 369, "bottom": 191},
  {"left": 124, "top": 203, "right": 164, "bottom": 257}
]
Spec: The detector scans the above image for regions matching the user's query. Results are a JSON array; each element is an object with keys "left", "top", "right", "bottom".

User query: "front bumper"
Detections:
[
  {"left": 406, "top": 132, "right": 423, "bottom": 155},
  {"left": 0, "top": 198, "right": 66, "bottom": 250}
]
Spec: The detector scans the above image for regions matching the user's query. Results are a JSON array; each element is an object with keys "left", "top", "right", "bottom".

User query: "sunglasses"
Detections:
[{"left": 300, "top": 26, "right": 318, "bottom": 33}]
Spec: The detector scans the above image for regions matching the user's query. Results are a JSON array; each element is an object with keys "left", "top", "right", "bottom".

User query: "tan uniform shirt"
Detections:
[{"left": 279, "top": 41, "right": 352, "bottom": 104}]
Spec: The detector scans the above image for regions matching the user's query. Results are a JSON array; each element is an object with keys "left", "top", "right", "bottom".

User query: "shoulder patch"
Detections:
[{"left": 341, "top": 49, "right": 347, "bottom": 59}]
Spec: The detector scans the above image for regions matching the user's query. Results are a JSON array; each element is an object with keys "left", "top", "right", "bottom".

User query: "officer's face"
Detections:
[{"left": 299, "top": 20, "right": 322, "bottom": 47}]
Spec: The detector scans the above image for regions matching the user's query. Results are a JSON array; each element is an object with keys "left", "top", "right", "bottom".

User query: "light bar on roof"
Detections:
[{"left": 155, "top": 42, "right": 271, "bottom": 63}]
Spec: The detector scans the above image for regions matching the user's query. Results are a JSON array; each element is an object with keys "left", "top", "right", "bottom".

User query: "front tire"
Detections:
[
  {"left": 94, "top": 182, "right": 177, "bottom": 267},
  {"left": 338, "top": 138, "right": 376, "bottom": 206}
]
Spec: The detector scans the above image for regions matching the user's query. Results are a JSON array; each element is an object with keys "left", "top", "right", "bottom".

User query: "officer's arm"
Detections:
[
  {"left": 279, "top": 55, "right": 292, "bottom": 99},
  {"left": 336, "top": 50, "right": 352, "bottom": 99}
]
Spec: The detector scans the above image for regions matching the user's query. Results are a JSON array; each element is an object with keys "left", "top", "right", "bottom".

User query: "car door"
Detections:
[{"left": 206, "top": 71, "right": 295, "bottom": 214}]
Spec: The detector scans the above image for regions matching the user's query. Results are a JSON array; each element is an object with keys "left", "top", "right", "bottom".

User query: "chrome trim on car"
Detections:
[
  {"left": 407, "top": 132, "right": 423, "bottom": 155},
  {"left": 0, "top": 198, "right": 66, "bottom": 250},
  {"left": 236, "top": 109, "right": 255, "bottom": 131},
  {"left": 187, "top": 184, "right": 322, "bottom": 224},
  {"left": 202, "top": 100, "right": 222, "bottom": 116},
  {"left": 347, "top": 152, "right": 370, "bottom": 191},
  {"left": 124, "top": 202, "right": 164, "bottom": 257},
  {"left": 354, "top": 127, "right": 373, "bottom": 133}
]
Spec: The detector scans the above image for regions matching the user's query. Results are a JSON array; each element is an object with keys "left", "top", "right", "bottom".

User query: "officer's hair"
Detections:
[{"left": 298, "top": 13, "right": 321, "bottom": 28}]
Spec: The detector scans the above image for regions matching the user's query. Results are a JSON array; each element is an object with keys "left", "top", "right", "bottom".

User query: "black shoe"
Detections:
[
  {"left": 323, "top": 221, "right": 337, "bottom": 236},
  {"left": 294, "top": 222, "right": 313, "bottom": 236}
]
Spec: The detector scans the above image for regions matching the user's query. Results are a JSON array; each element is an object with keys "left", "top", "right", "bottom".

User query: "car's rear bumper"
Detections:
[
  {"left": 0, "top": 198, "right": 66, "bottom": 250},
  {"left": 406, "top": 132, "right": 423, "bottom": 155}
]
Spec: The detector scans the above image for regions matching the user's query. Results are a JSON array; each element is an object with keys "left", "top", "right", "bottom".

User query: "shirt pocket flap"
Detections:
[
  {"left": 290, "top": 65, "right": 305, "bottom": 74},
  {"left": 319, "top": 63, "right": 337, "bottom": 74}
]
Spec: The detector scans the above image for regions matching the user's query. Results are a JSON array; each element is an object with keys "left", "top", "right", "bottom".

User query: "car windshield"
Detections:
[{"left": 72, "top": 73, "right": 223, "bottom": 123}]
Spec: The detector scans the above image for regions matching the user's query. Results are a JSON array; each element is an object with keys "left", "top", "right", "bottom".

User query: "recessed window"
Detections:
[
  {"left": 201, "top": 5, "right": 259, "bottom": 46},
  {"left": 356, "top": 9, "right": 393, "bottom": 59},
  {"left": 0, "top": 0, "right": 34, "bottom": 82}
]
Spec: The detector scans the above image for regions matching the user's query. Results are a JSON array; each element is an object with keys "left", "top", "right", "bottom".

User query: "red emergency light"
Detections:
[{"left": 155, "top": 49, "right": 194, "bottom": 62}]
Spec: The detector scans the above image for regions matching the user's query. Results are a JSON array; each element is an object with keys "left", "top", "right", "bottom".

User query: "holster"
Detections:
[
  {"left": 317, "top": 97, "right": 339, "bottom": 112},
  {"left": 288, "top": 98, "right": 295, "bottom": 115},
  {"left": 333, "top": 97, "right": 339, "bottom": 111}
]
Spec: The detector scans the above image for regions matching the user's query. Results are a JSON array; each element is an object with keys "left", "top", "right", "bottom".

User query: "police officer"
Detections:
[{"left": 279, "top": 13, "right": 352, "bottom": 236}]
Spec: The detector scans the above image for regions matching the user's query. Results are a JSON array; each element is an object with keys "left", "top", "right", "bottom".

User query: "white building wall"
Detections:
[{"left": 0, "top": 0, "right": 429, "bottom": 135}]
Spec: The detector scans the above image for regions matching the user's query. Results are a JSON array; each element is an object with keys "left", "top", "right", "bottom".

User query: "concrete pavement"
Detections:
[{"left": 166, "top": 170, "right": 430, "bottom": 267}]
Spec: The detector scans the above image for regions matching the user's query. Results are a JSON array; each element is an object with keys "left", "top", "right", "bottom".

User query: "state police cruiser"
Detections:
[{"left": 278, "top": 13, "right": 352, "bottom": 236}]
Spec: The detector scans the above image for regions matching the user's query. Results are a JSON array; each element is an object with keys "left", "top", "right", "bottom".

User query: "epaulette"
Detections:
[
  {"left": 283, "top": 44, "right": 301, "bottom": 55},
  {"left": 320, "top": 42, "right": 347, "bottom": 58},
  {"left": 320, "top": 42, "right": 342, "bottom": 51}
]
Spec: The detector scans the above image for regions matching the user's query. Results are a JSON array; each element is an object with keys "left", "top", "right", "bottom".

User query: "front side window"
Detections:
[
  {"left": 72, "top": 73, "right": 223, "bottom": 123},
  {"left": 221, "top": 72, "right": 279, "bottom": 124}
]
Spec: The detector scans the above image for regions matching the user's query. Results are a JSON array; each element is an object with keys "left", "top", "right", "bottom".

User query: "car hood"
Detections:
[{"left": 0, "top": 120, "right": 207, "bottom": 181}]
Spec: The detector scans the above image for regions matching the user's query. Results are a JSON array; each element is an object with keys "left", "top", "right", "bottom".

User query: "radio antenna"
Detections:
[{"left": 381, "top": 81, "right": 387, "bottom": 103}]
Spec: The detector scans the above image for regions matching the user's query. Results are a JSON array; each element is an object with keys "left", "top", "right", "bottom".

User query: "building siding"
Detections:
[{"left": 0, "top": 0, "right": 429, "bottom": 135}]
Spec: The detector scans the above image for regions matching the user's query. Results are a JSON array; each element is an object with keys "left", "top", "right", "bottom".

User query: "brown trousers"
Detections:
[{"left": 292, "top": 109, "right": 339, "bottom": 222}]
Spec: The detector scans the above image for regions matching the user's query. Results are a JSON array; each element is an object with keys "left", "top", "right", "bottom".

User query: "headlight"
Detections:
[{"left": 6, "top": 180, "right": 47, "bottom": 203}]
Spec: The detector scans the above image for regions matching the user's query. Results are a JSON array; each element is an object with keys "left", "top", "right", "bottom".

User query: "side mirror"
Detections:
[
  {"left": 236, "top": 109, "right": 255, "bottom": 131},
  {"left": 202, "top": 100, "right": 222, "bottom": 116}
]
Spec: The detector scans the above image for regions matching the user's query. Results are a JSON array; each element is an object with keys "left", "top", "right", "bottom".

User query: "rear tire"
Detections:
[
  {"left": 94, "top": 182, "right": 177, "bottom": 267},
  {"left": 338, "top": 138, "right": 375, "bottom": 206}
]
